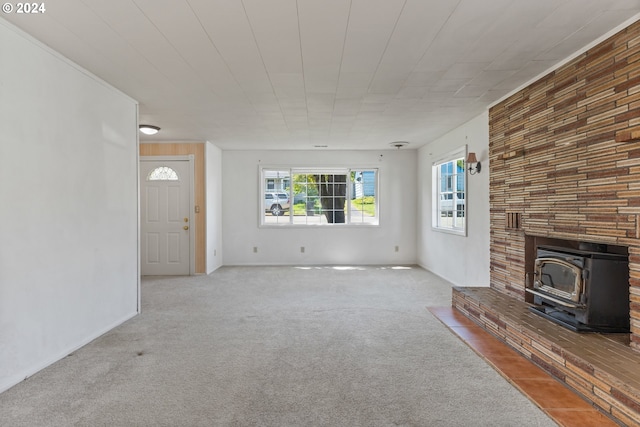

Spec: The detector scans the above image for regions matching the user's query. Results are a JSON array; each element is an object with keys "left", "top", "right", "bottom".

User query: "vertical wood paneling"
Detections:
[
  {"left": 489, "top": 20, "right": 640, "bottom": 351},
  {"left": 140, "top": 143, "right": 206, "bottom": 273}
]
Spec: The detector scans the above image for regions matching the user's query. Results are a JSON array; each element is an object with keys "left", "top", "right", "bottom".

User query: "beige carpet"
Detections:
[{"left": 0, "top": 266, "right": 556, "bottom": 426}]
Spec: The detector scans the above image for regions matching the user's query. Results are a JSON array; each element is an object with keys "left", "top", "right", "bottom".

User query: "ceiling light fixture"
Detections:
[
  {"left": 389, "top": 141, "right": 409, "bottom": 149},
  {"left": 139, "top": 124, "right": 160, "bottom": 135}
]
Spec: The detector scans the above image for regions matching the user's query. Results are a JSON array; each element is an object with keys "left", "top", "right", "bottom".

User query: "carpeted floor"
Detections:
[{"left": 0, "top": 266, "right": 556, "bottom": 426}]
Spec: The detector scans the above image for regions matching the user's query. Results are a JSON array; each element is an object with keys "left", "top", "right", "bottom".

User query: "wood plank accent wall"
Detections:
[
  {"left": 140, "top": 143, "right": 206, "bottom": 274},
  {"left": 489, "top": 20, "right": 640, "bottom": 351}
]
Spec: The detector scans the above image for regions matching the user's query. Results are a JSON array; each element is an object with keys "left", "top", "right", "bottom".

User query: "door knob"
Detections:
[
  {"left": 183, "top": 225, "right": 189, "bottom": 230},
  {"left": 184, "top": 217, "right": 189, "bottom": 222}
]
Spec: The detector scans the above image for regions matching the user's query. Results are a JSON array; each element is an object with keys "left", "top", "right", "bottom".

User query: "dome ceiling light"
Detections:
[{"left": 139, "top": 125, "right": 160, "bottom": 135}]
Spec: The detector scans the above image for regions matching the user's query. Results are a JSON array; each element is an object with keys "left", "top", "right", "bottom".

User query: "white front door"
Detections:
[{"left": 140, "top": 159, "right": 192, "bottom": 275}]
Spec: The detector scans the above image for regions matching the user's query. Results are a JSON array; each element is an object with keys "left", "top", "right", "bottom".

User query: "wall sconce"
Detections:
[
  {"left": 467, "top": 152, "right": 481, "bottom": 175},
  {"left": 139, "top": 124, "right": 160, "bottom": 135}
]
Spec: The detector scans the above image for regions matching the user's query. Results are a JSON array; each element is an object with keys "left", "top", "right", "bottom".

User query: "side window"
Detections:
[
  {"left": 432, "top": 148, "right": 466, "bottom": 235},
  {"left": 350, "top": 170, "right": 377, "bottom": 224},
  {"left": 262, "top": 170, "right": 290, "bottom": 224}
]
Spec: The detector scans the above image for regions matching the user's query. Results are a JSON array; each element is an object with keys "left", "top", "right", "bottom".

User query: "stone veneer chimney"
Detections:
[{"left": 489, "top": 20, "right": 640, "bottom": 351}]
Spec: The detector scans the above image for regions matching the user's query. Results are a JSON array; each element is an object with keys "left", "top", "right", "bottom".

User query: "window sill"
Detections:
[
  {"left": 431, "top": 226, "right": 467, "bottom": 237},
  {"left": 260, "top": 222, "right": 380, "bottom": 229}
]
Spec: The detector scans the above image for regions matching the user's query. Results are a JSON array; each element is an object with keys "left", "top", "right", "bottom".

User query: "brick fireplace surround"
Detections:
[{"left": 453, "top": 19, "right": 640, "bottom": 426}]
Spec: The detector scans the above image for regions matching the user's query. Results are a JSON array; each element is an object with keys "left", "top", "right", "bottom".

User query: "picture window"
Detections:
[{"left": 261, "top": 168, "right": 378, "bottom": 226}]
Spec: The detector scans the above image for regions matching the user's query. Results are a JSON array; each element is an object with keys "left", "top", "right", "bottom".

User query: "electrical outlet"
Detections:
[
  {"left": 214, "top": 249, "right": 217, "bottom": 256},
  {"left": 395, "top": 246, "right": 399, "bottom": 252},
  {"left": 300, "top": 246, "right": 305, "bottom": 253},
  {"left": 253, "top": 246, "right": 258, "bottom": 253}
]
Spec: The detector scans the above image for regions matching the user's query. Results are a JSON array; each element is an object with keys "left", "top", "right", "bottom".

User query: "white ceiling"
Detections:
[{"left": 4, "top": 0, "right": 640, "bottom": 150}]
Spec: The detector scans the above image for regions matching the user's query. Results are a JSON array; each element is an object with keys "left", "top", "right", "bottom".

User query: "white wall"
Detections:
[
  {"left": 417, "top": 112, "right": 490, "bottom": 286},
  {"left": 222, "top": 149, "right": 417, "bottom": 265},
  {"left": 206, "top": 142, "right": 223, "bottom": 273},
  {"left": 0, "top": 20, "right": 139, "bottom": 392}
]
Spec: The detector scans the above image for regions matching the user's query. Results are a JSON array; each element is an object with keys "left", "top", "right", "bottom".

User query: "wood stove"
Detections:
[{"left": 526, "top": 244, "right": 629, "bottom": 332}]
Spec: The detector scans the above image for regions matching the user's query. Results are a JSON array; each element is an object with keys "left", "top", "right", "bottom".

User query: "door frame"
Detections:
[{"left": 140, "top": 155, "right": 196, "bottom": 275}]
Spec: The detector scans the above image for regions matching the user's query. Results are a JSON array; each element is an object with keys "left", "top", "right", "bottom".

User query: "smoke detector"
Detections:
[{"left": 389, "top": 141, "right": 409, "bottom": 149}]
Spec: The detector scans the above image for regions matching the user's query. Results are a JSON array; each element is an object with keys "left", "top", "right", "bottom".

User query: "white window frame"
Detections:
[
  {"left": 260, "top": 167, "right": 379, "bottom": 227},
  {"left": 432, "top": 146, "right": 467, "bottom": 236}
]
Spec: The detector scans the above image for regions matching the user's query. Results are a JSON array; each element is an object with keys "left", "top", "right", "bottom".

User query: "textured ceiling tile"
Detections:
[{"left": 4, "top": 0, "right": 640, "bottom": 149}]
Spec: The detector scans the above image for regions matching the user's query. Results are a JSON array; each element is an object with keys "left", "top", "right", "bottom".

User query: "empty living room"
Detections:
[{"left": 3, "top": 1, "right": 640, "bottom": 426}]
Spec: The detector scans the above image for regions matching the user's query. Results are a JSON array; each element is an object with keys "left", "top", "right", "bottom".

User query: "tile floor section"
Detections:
[{"left": 429, "top": 307, "right": 621, "bottom": 427}]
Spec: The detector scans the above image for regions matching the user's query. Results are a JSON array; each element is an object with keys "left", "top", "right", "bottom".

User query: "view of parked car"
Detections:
[{"left": 264, "top": 192, "right": 290, "bottom": 216}]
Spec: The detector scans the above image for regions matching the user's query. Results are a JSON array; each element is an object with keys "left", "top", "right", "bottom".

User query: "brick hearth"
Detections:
[{"left": 453, "top": 286, "right": 640, "bottom": 426}]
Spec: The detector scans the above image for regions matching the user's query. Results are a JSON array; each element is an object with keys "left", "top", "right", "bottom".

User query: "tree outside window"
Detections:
[{"left": 261, "top": 168, "right": 378, "bottom": 226}]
